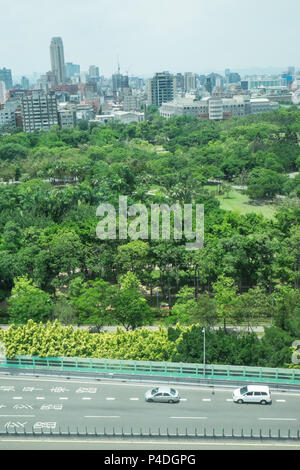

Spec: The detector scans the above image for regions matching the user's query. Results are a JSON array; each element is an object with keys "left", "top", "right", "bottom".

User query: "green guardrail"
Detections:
[{"left": 0, "top": 355, "right": 300, "bottom": 385}]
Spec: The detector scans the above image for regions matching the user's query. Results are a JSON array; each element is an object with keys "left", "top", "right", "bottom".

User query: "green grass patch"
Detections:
[{"left": 205, "top": 186, "right": 277, "bottom": 219}]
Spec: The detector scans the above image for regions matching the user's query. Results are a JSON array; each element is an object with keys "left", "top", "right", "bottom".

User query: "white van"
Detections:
[{"left": 232, "top": 385, "right": 272, "bottom": 405}]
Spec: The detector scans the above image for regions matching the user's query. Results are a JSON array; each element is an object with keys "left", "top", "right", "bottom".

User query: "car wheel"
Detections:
[
  {"left": 260, "top": 400, "right": 267, "bottom": 405},
  {"left": 168, "top": 399, "right": 174, "bottom": 404},
  {"left": 237, "top": 399, "right": 243, "bottom": 404}
]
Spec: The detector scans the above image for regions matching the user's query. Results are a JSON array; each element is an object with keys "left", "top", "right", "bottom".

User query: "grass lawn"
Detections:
[{"left": 205, "top": 187, "right": 277, "bottom": 219}]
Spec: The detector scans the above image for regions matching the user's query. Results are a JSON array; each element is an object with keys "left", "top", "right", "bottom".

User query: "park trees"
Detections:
[{"left": 7, "top": 275, "right": 53, "bottom": 324}]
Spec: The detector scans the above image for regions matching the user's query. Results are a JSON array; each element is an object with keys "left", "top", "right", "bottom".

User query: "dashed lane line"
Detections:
[
  {"left": 0, "top": 414, "right": 35, "bottom": 418},
  {"left": 258, "top": 418, "right": 297, "bottom": 421},
  {"left": 169, "top": 416, "right": 208, "bottom": 420},
  {"left": 84, "top": 415, "right": 120, "bottom": 418}
]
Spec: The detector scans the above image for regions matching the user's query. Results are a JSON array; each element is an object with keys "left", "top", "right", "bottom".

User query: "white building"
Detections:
[
  {"left": 159, "top": 95, "right": 278, "bottom": 120},
  {"left": 113, "top": 111, "right": 145, "bottom": 124},
  {"left": 91, "top": 111, "right": 145, "bottom": 125},
  {"left": 184, "top": 72, "right": 196, "bottom": 92},
  {"left": 208, "top": 98, "right": 223, "bottom": 120},
  {"left": 0, "top": 81, "right": 6, "bottom": 104},
  {"left": 58, "top": 105, "right": 77, "bottom": 128},
  {"left": 159, "top": 97, "right": 209, "bottom": 119},
  {"left": 0, "top": 99, "right": 19, "bottom": 129},
  {"left": 250, "top": 98, "right": 279, "bottom": 114},
  {"left": 123, "top": 94, "right": 139, "bottom": 111}
]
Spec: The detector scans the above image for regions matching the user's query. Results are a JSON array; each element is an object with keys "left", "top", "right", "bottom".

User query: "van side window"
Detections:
[
  {"left": 254, "top": 392, "right": 261, "bottom": 396},
  {"left": 246, "top": 392, "right": 253, "bottom": 396},
  {"left": 261, "top": 392, "right": 267, "bottom": 396}
]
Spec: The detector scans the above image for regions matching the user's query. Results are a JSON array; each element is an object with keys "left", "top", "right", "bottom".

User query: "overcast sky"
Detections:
[{"left": 1, "top": 0, "right": 300, "bottom": 79}]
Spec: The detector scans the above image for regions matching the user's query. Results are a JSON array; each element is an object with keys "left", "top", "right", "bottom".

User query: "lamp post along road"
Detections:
[{"left": 203, "top": 327, "right": 206, "bottom": 378}]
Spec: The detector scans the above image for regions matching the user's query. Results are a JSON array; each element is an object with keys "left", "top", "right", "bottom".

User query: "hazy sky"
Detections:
[{"left": 1, "top": 0, "right": 300, "bottom": 79}]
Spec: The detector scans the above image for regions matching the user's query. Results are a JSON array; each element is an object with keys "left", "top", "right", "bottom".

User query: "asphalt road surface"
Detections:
[{"left": 0, "top": 375, "right": 299, "bottom": 440}]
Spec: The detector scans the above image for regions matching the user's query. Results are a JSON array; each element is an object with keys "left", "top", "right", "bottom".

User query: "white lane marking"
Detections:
[
  {"left": 276, "top": 400, "right": 286, "bottom": 402},
  {"left": 13, "top": 404, "right": 33, "bottom": 410},
  {"left": 180, "top": 398, "right": 187, "bottom": 401},
  {"left": 59, "top": 397, "right": 69, "bottom": 400},
  {"left": 129, "top": 398, "right": 139, "bottom": 401},
  {"left": 23, "top": 387, "right": 43, "bottom": 392},
  {"left": 202, "top": 398, "right": 211, "bottom": 402},
  {"left": 82, "top": 397, "right": 92, "bottom": 400},
  {"left": 85, "top": 416, "right": 120, "bottom": 418},
  {"left": 226, "top": 399, "right": 233, "bottom": 402},
  {"left": 0, "top": 415, "right": 35, "bottom": 418},
  {"left": 258, "top": 418, "right": 297, "bottom": 421},
  {"left": 12, "top": 397, "right": 23, "bottom": 400},
  {"left": 36, "top": 397, "right": 45, "bottom": 400},
  {"left": 170, "top": 416, "right": 208, "bottom": 420},
  {"left": 40, "top": 405, "right": 63, "bottom": 411},
  {"left": 106, "top": 397, "right": 116, "bottom": 401},
  {"left": 33, "top": 422, "right": 56, "bottom": 429}
]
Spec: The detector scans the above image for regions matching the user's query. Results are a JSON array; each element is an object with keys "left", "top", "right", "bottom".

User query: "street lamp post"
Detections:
[{"left": 202, "top": 327, "right": 206, "bottom": 379}]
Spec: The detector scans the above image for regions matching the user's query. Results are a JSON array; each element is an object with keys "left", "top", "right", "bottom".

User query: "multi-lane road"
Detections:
[{"left": 0, "top": 375, "right": 299, "bottom": 440}]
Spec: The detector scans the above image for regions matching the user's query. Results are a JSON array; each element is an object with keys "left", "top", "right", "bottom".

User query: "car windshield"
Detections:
[
  {"left": 240, "top": 386, "right": 248, "bottom": 395},
  {"left": 170, "top": 388, "right": 177, "bottom": 395},
  {"left": 151, "top": 388, "right": 159, "bottom": 395}
]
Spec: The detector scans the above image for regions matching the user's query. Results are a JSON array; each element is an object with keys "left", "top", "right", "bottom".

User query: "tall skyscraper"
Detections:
[
  {"left": 0, "top": 68, "right": 13, "bottom": 90},
  {"left": 50, "top": 37, "right": 66, "bottom": 84},
  {"left": 147, "top": 72, "right": 176, "bottom": 107}
]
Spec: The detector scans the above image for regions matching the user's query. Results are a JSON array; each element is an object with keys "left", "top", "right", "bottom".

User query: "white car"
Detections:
[
  {"left": 232, "top": 385, "right": 272, "bottom": 405},
  {"left": 145, "top": 386, "right": 180, "bottom": 403}
]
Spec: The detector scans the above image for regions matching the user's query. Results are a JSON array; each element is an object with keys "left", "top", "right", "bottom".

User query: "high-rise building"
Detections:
[
  {"left": 112, "top": 72, "right": 123, "bottom": 93},
  {"left": 0, "top": 68, "right": 13, "bottom": 91},
  {"left": 21, "top": 76, "right": 30, "bottom": 90},
  {"left": 65, "top": 62, "right": 80, "bottom": 79},
  {"left": 184, "top": 72, "right": 196, "bottom": 92},
  {"left": 21, "top": 90, "right": 58, "bottom": 132},
  {"left": 89, "top": 65, "right": 100, "bottom": 79},
  {"left": 50, "top": 37, "right": 66, "bottom": 84},
  {"left": 147, "top": 72, "right": 176, "bottom": 107},
  {"left": 0, "top": 81, "right": 6, "bottom": 104},
  {"left": 175, "top": 73, "right": 184, "bottom": 92},
  {"left": 228, "top": 72, "right": 241, "bottom": 84},
  {"left": 0, "top": 98, "right": 19, "bottom": 129}
]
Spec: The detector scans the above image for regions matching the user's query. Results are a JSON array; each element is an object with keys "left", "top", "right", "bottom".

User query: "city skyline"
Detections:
[{"left": 1, "top": 0, "right": 300, "bottom": 78}]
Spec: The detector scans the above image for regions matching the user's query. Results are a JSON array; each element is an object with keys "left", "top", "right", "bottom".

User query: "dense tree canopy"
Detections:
[{"left": 0, "top": 108, "right": 299, "bottom": 367}]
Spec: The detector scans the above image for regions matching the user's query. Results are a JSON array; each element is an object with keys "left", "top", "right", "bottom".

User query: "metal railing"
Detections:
[
  {"left": 1, "top": 355, "right": 300, "bottom": 385},
  {"left": 0, "top": 425, "right": 299, "bottom": 441}
]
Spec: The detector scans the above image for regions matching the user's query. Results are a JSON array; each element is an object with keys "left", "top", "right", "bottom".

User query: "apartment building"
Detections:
[
  {"left": 21, "top": 91, "right": 58, "bottom": 132},
  {"left": 147, "top": 72, "right": 176, "bottom": 107},
  {"left": 0, "top": 99, "right": 19, "bottom": 129}
]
